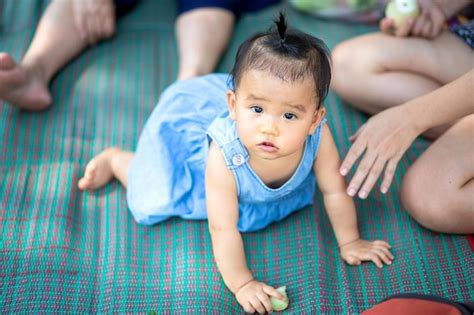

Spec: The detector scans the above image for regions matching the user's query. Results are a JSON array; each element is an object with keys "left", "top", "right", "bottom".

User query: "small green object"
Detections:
[
  {"left": 385, "top": 0, "right": 419, "bottom": 27},
  {"left": 271, "top": 286, "right": 289, "bottom": 312}
]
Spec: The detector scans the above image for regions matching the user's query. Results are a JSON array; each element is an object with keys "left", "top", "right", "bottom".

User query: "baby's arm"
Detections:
[
  {"left": 314, "top": 125, "right": 394, "bottom": 268},
  {"left": 205, "top": 142, "right": 283, "bottom": 313}
]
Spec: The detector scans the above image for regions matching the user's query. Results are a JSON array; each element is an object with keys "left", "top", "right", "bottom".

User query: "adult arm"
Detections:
[{"left": 340, "top": 69, "right": 474, "bottom": 198}]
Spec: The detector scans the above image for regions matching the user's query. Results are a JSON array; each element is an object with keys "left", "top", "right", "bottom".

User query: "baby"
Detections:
[{"left": 78, "top": 13, "right": 394, "bottom": 313}]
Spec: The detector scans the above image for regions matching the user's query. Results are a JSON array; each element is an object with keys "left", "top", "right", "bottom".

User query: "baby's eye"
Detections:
[
  {"left": 251, "top": 106, "right": 263, "bottom": 114},
  {"left": 283, "top": 113, "right": 297, "bottom": 120}
]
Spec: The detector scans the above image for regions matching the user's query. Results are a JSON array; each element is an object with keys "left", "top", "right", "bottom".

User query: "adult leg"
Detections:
[
  {"left": 0, "top": 0, "right": 108, "bottom": 110},
  {"left": 175, "top": 8, "right": 235, "bottom": 81},
  {"left": 78, "top": 148, "right": 134, "bottom": 190},
  {"left": 400, "top": 115, "right": 474, "bottom": 234},
  {"left": 331, "top": 31, "right": 474, "bottom": 114}
]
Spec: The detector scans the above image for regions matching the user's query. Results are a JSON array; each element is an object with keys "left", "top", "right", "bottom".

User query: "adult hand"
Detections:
[
  {"left": 380, "top": 0, "right": 446, "bottom": 38},
  {"left": 339, "top": 105, "right": 421, "bottom": 199},
  {"left": 71, "top": 0, "right": 116, "bottom": 45},
  {"left": 340, "top": 239, "right": 394, "bottom": 268},
  {"left": 235, "top": 280, "right": 284, "bottom": 314}
]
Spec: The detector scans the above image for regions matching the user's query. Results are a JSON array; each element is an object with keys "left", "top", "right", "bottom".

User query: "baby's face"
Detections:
[{"left": 227, "top": 69, "right": 325, "bottom": 162}]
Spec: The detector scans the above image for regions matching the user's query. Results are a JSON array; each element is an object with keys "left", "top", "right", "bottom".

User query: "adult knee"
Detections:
[
  {"left": 331, "top": 42, "right": 356, "bottom": 94},
  {"left": 401, "top": 168, "right": 454, "bottom": 233}
]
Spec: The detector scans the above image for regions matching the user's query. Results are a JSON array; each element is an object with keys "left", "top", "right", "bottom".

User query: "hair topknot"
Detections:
[
  {"left": 229, "top": 12, "right": 332, "bottom": 107},
  {"left": 276, "top": 12, "right": 287, "bottom": 42}
]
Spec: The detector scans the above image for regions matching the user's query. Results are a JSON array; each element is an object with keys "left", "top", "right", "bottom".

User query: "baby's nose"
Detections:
[{"left": 258, "top": 120, "right": 279, "bottom": 136}]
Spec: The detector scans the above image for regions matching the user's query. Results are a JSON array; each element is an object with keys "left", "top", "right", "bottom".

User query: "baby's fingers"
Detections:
[
  {"left": 249, "top": 296, "right": 266, "bottom": 314},
  {"left": 263, "top": 285, "right": 284, "bottom": 300},
  {"left": 242, "top": 302, "right": 255, "bottom": 314},
  {"left": 256, "top": 291, "right": 273, "bottom": 313},
  {"left": 373, "top": 240, "right": 392, "bottom": 249},
  {"left": 377, "top": 246, "right": 394, "bottom": 260},
  {"left": 372, "top": 248, "right": 393, "bottom": 265},
  {"left": 344, "top": 254, "right": 361, "bottom": 266},
  {"left": 366, "top": 253, "right": 383, "bottom": 268}
]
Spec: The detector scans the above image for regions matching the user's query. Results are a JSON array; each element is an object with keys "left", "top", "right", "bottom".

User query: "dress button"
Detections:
[{"left": 232, "top": 154, "right": 244, "bottom": 166}]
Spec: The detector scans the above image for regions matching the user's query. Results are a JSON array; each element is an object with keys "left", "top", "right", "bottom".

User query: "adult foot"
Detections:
[
  {"left": 78, "top": 148, "right": 120, "bottom": 190},
  {"left": 0, "top": 52, "right": 52, "bottom": 110}
]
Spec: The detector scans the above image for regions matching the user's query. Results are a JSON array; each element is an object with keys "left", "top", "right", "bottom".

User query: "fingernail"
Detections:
[
  {"left": 388, "top": 261, "right": 392, "bottom": 265},
  {"left": 348, "top": 188, "right": 356, "bottom": 196},
  {"left": 359, "top": 190, "right": 367, "bottom": 199},
  {"left": 340, "top": 167, "right": 348, "bottom": 176},
  {"left": 381, "top": 186, "right": 387, "bottom": 194}
]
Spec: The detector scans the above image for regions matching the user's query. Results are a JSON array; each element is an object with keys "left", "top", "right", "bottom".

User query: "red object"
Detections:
[
  {"left": 362, "top": 294, "right": 473, "bottom": 315},
  {"left": 467, "top": 234, "right": 474, "bottom": 252}
]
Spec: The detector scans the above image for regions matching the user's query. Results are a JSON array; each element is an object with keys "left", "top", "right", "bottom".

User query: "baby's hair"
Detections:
[{"left": 229, "top": 12, "right": 331, "bottom": 108}]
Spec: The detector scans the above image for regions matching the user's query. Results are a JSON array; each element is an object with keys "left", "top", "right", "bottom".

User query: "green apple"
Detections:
[
  {"left": 271, "top": 286, "right": 289, "bottom": 312},
  {"left": 385, "top": 0, "right": 419, "bottom": 28}
]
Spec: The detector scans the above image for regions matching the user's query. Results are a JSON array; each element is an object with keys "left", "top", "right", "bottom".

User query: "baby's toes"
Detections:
[
  {"left": 78, "top": 177, "right": 91, "bottom": 190},
  {"left": 84, "top": 161, "right": 98, "bottom": 178}
]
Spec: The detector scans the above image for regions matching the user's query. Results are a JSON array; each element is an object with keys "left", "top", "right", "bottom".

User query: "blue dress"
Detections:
[{"left": 127, "top": 74, "right": 325, "bottom": 232}]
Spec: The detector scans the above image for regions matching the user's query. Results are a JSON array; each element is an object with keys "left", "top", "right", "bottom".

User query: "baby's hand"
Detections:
[
  {"left": 235, "top": 280, "right": 284, "bottom": 314},
  {"left": 340, "top": 239, "right": 394, "bottom": 268}
]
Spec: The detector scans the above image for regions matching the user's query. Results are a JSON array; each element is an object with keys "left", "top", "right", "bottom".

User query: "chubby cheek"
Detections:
[
  {"left": 281, "top": 125, "right": 308, "bottom": 148},
  {"left": 235, "top": 119, "right": 255, "bottom": 144}
]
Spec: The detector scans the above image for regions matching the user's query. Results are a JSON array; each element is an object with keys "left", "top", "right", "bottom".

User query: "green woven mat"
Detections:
[{"left": 1, "top": 0, "right": 472, "bottom": 313}]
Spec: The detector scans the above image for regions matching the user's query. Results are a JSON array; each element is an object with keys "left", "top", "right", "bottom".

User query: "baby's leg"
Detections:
[
  {"left": 400, "top": 115, "right": 474, "bottom": 234},
  {"left": 331, "top": 31, "right": 473, "bottom": 114},
  {"left": 78, "top": 148, "right": 134, "bottom": 190}
]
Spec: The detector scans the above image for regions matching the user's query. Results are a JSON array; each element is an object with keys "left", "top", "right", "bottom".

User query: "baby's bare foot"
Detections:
[
  {"left": 0, "top": 52, "right": 52, "bottom": 110},
  {"left": 78, "top": 148, "right": 120, "bottom": 190}
]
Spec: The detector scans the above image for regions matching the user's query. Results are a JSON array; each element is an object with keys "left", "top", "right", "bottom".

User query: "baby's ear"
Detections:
[
  {"left": 309, "top": 107, "right": 326, "bottom": 134},
  {"left": 226, "top": 90, "right": 237, "bottom": 120}
]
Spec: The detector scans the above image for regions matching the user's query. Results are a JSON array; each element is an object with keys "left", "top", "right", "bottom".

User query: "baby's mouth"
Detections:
[{"left": 258, "top": 141, "right": 278, "bottom": 152}]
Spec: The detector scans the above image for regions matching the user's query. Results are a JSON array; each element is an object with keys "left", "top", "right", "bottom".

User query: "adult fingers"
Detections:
[
  {"left": 346, "top": 150, "right": 378, "bottom": 197},
  {"left": 379, "top": 18, "right": 395, "bottom": 34},
  {"left": 395, "top": 18, "right": 414, "bottom": 37},
  {"left": 262, "top": 285, "right": 284, "bottom": 300},
  {"left": 256, "top": 291, "right": 273, "bottom": 313},
  {"left": 412, "top": 14, "right": 428, "bottom": 36},
  {"left": 421, "top": 20, "right": 433, "bottom": 38},
  {"left": 349, "top": 124, "right": 366, "bottom": 142},
  {"left": 380, "top": 157, "right": 400, "bottom": 194},
  {"left": 358, "top": 156, "right": 387, "bottom": 199},
  {"left": 430, "top": 19, "right": 442, "bottom": 38},
  {"left": 429, "top": 8, "right": 445, "bottom": 38},
  {"left": 340, "top": 137, "right": 367, "bottom": 177}
]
